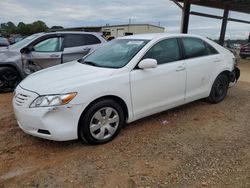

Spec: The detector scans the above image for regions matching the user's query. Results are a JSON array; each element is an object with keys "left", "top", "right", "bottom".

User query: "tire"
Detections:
[
  {"left": 0, "top": 67, "right": 21, "bottom": 93},
  {"left": 208, "top": 74, "right": 229, "bottom": 104},
  {"left": 78, "top": 99, "right": 125, "bottom": 145}
]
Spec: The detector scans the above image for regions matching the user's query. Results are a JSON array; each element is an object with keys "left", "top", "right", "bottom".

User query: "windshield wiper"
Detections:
[{"left": 83, "top": 61, "right": 99, "bottom": 67}]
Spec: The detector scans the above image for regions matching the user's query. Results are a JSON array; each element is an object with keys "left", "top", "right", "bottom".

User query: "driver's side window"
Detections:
[
  {"left": 33, "top": 37, "right": 62, "bottom": 52},
  {"left": 143, "top": 38, "right": 181, "bottom": 64}
]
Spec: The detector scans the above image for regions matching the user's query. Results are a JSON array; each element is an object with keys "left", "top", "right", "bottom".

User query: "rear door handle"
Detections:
[{"left": 176, "top": 66, "right": 186, "bottom": 72}]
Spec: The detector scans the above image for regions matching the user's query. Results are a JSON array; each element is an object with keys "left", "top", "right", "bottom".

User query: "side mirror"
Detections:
[
  {"left": 20, "top": 46, "right": 33, "bottom": 54},
  {"left": 138, "top": 58, "right": 157, "bottom": 69}
]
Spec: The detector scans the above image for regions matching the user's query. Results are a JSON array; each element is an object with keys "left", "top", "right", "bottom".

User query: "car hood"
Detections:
[
  {"left": 19, "top": 61, "right": 116, "bottom": 95},
  {"left": 0, "top": 47, "right": 20, "bottom": 62}
]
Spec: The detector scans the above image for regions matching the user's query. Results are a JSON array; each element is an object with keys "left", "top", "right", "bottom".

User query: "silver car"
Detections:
[
  {"left": 0, "top": 37, "right": 9, "bottom": 47},
  {"left": 0, "top": 31, "right": 106, "bottom": 92}
]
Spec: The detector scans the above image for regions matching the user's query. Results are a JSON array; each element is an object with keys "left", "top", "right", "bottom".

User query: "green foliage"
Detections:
[
  {"left": 0, "top": 20, "right": 61, "bottom": 37},
  {"left": 51, "top": 26, "right": 64, "bottom": 30}
]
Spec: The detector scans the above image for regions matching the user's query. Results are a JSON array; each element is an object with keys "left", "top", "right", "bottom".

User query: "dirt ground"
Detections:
[{"left": 0, "top": 59, "right": 250, "bottom": 188}]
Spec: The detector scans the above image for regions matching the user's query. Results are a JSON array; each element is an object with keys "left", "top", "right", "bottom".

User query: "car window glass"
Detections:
[
  {"left": 82, "top": 39, "right": 149, "bottom": 68},
  {"left": 205, "top": 43, "right": 218, "bottom": 55},
  {"left": 182, "top": 38, "right": 208, "bottom": 58},
  {"left": 64, "top": 34, "right": 101, "bottom": 48},
  {"left": 85, "top": 35, "right": 101, "bottom": 45},
  {"left": 143, "top": 38, "right": 181, "bottom": 64},
  {"left": 33, "top": 37, "right": 62, "bottom": 52}
]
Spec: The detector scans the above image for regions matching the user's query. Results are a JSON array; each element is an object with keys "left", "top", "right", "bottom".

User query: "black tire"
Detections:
[
  {"left": 0, "top": 67, "right": 21, "bottom": 93},
  {"left": 208, "top": 74, "right": 229, "bottom": 104},
  {"left": 78, "top": 99, "right": 125, "bottom": 145}
]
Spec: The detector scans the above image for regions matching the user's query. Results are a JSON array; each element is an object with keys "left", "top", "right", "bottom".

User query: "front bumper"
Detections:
[{"left": 13, "top": 86, "right": 84, "bottom": 141}]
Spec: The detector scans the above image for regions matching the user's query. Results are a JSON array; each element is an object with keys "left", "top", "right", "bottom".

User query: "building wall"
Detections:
[{"left": 102, "top": 25, "right": 165, "bottom": 38}]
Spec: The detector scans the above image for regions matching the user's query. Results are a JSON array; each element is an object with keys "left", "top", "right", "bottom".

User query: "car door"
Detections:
[
  {"left": 62, "top": 34, "right": 102, "bottom": 63},
  {"left": 181, "top": 37, "right": 220, "bottom": 102},
  {"left": 130, "top": 38, "right": 186, "bottom": 118},
  {"left": 22, "top": 36, "right": 63, "bottom": 71}
]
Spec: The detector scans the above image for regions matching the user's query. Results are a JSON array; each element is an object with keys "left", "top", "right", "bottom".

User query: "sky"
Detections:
[{"left": 0, "top": 0, "right": 249, "bottom": 39}]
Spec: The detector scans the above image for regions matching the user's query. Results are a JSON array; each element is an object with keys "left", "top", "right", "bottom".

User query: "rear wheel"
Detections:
[
  {"left": 208, "top": 74, "right": 229, "bottom": 104},
  {"left": 0, "top": 67, "right": 21, "bottom": 93},
  {"left": 78, "top": 99, "right": 125, "bottom": 145}
]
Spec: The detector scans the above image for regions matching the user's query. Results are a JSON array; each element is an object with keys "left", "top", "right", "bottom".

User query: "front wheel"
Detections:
[
  {"left": 0, "top": 67, "right": 21, "bottom": 93},
  {"left": 78, "top": 99, "right": 125, "bottom": 145},
  {"left": 208, "top": 74, "right": 229, "bottom": 104}
]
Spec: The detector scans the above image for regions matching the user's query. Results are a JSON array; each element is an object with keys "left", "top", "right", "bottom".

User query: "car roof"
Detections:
[
  {"left": 121, "top": 33, "right": 205, "bottom": 41},
  {"left": 45, "top": 31, "right": 102, "bottom": 36}
]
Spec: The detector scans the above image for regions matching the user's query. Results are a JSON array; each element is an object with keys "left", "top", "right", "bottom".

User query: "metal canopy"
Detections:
[
  {"left": 177, "top": 0, "right": 250, "bottom": 14},
  {"left": 173, "top": 0, "right": 250, "bottom": 45}
]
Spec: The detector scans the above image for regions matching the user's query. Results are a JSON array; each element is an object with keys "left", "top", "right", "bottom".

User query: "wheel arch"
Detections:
[
  {"left": 0, "top": 63, "right": 24, "bottom": 78},
  {"left": 77, "top": 95, "right": 129, "bottom": 134},
  {"left": 209, "top": 69, "right": 232, "bottom": 95},
  {"left": 219, "top": 70, "right": 232, "bottom": 82}
]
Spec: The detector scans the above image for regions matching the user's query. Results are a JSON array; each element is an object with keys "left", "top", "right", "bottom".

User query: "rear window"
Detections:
[
  {"left": 64, "top": 34, "right": 101, "bottom": 48},
  {"left": 182, "top": 37, "right": 218, "bottom": 59}
]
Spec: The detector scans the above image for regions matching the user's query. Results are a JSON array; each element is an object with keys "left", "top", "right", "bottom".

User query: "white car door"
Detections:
[
  {"left": 130, "top": 38, "right": 186, "bottom": 118},
  {"left": 181, "top": 37, "right": 221, "bottom": 102}
]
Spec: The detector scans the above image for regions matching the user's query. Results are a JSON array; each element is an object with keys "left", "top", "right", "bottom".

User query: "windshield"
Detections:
[
  {"left": 9, "top": 33, "right": 43, "bottom": 49},
  {"left": 81, "top": 39, "right": 149, "bottom": 68}
]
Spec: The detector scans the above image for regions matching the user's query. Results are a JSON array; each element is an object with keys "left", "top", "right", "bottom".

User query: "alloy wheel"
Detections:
[{"left": 89, "top": 107, "right": 120, "bottom": 141}]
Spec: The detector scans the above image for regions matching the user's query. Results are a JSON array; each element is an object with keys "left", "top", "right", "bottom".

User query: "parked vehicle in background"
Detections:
[
  {"left": 13, "top": 33, "right": 240, "bottom": 145},
  {"left": 240, "top": 43, "right": 250, "bottom": 59},
  {"left": 224, "top": 43, "right": 237, "bottom": 56},
  {"left": 0, "top": 31, "right": 106, "bottom": 92},
  {"left": 9, "top": 35, "right": 24, "bottom": 44},
  {"left": 0, "top": 37, "right": 10, "bottom": 47}
]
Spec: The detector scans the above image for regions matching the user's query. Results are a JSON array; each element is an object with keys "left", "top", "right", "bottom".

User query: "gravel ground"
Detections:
[{"left": 0, "top": 59, "right": 250, "bottom": 188}]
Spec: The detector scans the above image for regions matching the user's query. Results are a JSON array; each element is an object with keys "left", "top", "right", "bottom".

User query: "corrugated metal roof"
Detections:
[{"left": 177, "top": 0, "right": 250, "bottom": 14}]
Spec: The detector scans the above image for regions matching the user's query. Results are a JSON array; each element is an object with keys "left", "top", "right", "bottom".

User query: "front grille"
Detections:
[{"left": 15, "top": 93, "right": 31, "bottom": 107}]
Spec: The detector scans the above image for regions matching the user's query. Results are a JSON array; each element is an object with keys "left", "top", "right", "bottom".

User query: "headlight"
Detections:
[{"left": 30, "top": 92, "right": 77, "bottom": 108}]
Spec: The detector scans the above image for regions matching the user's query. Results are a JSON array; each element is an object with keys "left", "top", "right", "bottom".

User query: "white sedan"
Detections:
[{"left": 13, "top": 33, "right": 240, "bottom": 144}]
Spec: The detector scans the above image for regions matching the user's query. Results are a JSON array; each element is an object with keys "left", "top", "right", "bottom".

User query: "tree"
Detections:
[
  {"left": 31, "top": 20, "right": 48, "bottom": 34},
  {"left": 0, "top": 22, "right": 17, "bottom": 37},
  {"left": 51, "top": 26, "right": 64, "bottom": 30},
  {"left": 0, "top": 20, "right": 57, "bottom": 36},
  {"left": 17, "top": 22, "right": 29, "bottom": 36}
]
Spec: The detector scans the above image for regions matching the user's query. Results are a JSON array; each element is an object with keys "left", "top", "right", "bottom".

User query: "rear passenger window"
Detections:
[
  {"left": 64, "top": 34, "right": 101, "bottom": 48},
  {"left": 85, "top": 35, "right": 101, "bottom": 45},
  {"left": 205, "top": 43, "right": 218, "bottom": 55},
  {"left": 143, "top": 38, "right": 181, "bottom": 64},
  {"left": 182, "top": 38, "right": 208, "bottom": 58}
]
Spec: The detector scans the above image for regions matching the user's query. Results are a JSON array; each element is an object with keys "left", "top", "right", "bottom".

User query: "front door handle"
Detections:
[
  {"left": 83, "top": 47, "right": 91, "bottom": 51},
  {"left": 50, "top": 54, "right": 60, "bottom": 58},
  {"left": 176, "top": 66, "right": 186, "bottom": 72}
]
